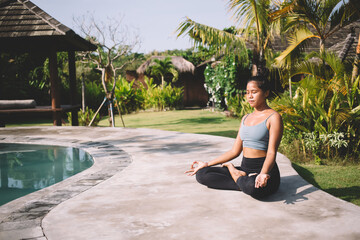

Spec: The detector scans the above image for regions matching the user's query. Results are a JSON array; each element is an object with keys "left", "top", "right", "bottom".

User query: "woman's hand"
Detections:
[
  {"left": 221, "top": 162, "right": 234, "bottom": 168},
  {"left": 184, "top": 161, "right": 208, "bottom": 176},
  {"left": 255, "top": 173, "right": 270, "bottom": 188}
]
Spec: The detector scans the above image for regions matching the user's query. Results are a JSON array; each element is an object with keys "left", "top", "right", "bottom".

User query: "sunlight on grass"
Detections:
[
  {"left": 99, "top": 109, "right": 241, "bottom": 138},
  {"left": 292, "top": 163, "right": 360, "bottom": 206}
]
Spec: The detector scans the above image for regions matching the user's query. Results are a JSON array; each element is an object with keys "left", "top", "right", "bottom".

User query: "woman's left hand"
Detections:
[{"left": 255, "top": 173, "right": 270, "bottom": 188}]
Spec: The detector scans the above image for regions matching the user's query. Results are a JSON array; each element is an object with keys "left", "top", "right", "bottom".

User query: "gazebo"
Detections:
[{"left": 0, "top": 0, "right": 96, "bottom": 126}]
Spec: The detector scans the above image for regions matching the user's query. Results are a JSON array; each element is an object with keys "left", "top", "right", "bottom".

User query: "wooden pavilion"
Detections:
[{"left": 0, "top": 0, "right": 96, "bottom": 126}]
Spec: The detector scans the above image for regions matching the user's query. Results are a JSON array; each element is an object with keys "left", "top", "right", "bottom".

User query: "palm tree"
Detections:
[
  {"left": 349, "top": 0, "right": 360, "bottom": 81},
  {"left": 177, "top": 0, "right": 281, "bottom": 77},
  {"left": 149, "top": 57, "right": 178, "bottom": 88},
  {"left": 286, "top": 51, "right": 359, "bottom": 133},
  {"left": 275, "top": 0, "right": 360, "bottom": 67}
]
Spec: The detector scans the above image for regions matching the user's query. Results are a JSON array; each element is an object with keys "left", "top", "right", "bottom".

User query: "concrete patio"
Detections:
[{"left": 0, "top": 126, "right": 359, "bottom": 240}]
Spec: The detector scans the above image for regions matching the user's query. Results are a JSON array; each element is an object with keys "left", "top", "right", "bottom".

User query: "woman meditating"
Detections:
[{"left": 185, "top": 76, "right": 283, "bottom": 199}]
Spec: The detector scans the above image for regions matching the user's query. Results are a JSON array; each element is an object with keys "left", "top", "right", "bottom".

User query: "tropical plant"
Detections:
[
  {"left": 204, "top": 53, "right": 250, "bottom": 109},
  {"left": 177, "top": 0, "right": 282, "bottom": 77},
  {"left": 272, "top": 52, "right": 360, "bottom": 162},
  {"left": 227, "top": 94, "right": 253, "bottom": 117},
  {"left": 67, "top": 107, "right": 100, "bottom": 126},
  {"left": 148, "top": 57, "right": 178, "bottom": 88},
  {"left": 83, "top": 81, "right": 104, "bottom": 111},
  {"left": 274, "top": 0, "right": 360, "bottom": 67},
  {"left": 140, "top": 77, "right": 183, "bottom": 111},
  {"left": 114, "top": 76, "right": 144, "bottom": 114}
]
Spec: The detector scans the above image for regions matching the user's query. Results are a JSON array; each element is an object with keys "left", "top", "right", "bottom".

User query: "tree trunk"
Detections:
[
  {"left": 161, "top": 75, "right": 165, "bottom": 88},
  {"left": 320, "top": 39, "right": 325, "bottom": 54},
  {"left": 351, "top": 34, "right": 360, "bottom": 82}
]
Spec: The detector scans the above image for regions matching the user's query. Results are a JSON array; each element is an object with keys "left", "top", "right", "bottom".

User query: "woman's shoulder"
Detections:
[
  {"left": 240, "top": 113, "right": 250, "bottom": 121},
  {"left": 268, "top": 110, "right": 281, "bottom": 119},
  {"left": 268, "top": 110, "right": 283, "bottom": 125}
]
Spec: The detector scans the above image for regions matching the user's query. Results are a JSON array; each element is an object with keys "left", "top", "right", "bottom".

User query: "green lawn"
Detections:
[
  {"left": 5, "top": 109, "right": 360, "bottom": 206},
  {"left": 292, "top": 163, "right": 360, "bottom": 206},
  {"left": 99, "top": 109, "right": 241, "bottom": 138}
]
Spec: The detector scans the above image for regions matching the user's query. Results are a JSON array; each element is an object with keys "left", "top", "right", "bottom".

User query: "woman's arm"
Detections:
[
  {"left": 207, "top": 123, "right": 244, "bottom": 167},
  {"left": 255, "top": 112, "right": 283, "bottom": 188},
  {"left": 185, "top": 121, "right": 244, "bottom": 176}
]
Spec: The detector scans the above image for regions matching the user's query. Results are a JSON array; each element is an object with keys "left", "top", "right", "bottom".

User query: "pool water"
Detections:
[{"left": 0, "top": 143, "right": 93, "bottom": 206}]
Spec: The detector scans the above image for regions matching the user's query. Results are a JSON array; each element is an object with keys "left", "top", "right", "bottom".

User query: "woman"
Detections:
[{"left": 185, "top": 76, "right": 283, "bottom": 199}]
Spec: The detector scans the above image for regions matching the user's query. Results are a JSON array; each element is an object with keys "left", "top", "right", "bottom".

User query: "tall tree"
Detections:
[
  {"left": 177, "top": 0, "right": 281, "bottom": 77},
  {"left": 349, "top": 0, "right": 360, "bottom": 81},
  {"left": 149, "top": 57, "right": 178, "bottom": 88},
  {"left": 74, "top": 14, "right": 140, "bottom": 127},
  {"left": 274, "top": 0, "right": 360, "bottom": 67}
]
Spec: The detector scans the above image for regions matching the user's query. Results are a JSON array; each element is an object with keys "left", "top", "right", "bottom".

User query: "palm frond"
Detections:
[
  {"left": 228, "top": 0, "right": 271, "bottom": 47},
  {"left": 269, "top": 0, "right": 295, "bottom": 22},
  {"left": 275, "top": 28, "right": 317, "bottom": 67},
  {"left": 176, "top": 17, "right": 248, "bottom": 57},
  {"left": 327, "top": 0, "right": 360, "bottom": 38}
]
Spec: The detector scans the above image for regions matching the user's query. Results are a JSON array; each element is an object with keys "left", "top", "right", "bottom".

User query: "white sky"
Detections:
[{"left": 31, "top": 0, "right": 236, "bottom": 54}]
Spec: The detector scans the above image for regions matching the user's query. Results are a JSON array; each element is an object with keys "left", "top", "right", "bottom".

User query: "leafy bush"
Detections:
[
  {"left": 204, "top": 53, "right": 250, "bottom": 110},
  {"left": 67, "top": 107, "right": 100, "bottom": 126},
  {"left": 84, "top": 81, "right": 105, "bottom": 111},
  {"left": 114, "top": 76, "right": 144, "bottom": 114},
  {"left": 272, "top": 66, "right": 360, "bottom": 163},
  {"left": 141, "top": 77, "right": 183, "bottom": 111},
  {"left": 227, "top": 94, "right": 253, "bottom": 117}
]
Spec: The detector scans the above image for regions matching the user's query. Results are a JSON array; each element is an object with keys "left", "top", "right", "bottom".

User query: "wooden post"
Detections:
[
  {"left": 81, "top": 73, "right": 85, "bottom": 113},
  {"left": 49, "top": 51, "right": 61, "bottom": 126},
  {"left": 68, "top": 51, "right": 79, "bottom": 126}
]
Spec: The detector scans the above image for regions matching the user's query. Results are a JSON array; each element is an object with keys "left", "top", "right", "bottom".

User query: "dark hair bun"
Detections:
[{"left": 247, "top": 76, "right": 270, "bottom": 92}]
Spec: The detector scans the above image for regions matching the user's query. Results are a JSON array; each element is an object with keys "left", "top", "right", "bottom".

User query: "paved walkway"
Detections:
[{"left": 0, "top": 127, "right": 359, "bottom": 240}]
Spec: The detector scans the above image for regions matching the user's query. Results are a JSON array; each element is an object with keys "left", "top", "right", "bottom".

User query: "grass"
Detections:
[
  {"left": 5, "top": 109, "right": 360, "bottom": 206},
  {"left": 292, "top": 163, "right": 360, "bottom": 206},
  {"left": 98, "top": 109, "right": 241, "bottom": 138}
]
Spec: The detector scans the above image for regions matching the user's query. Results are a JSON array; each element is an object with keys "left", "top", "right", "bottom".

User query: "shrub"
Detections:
[
  {"left": 114, "top": 76, "right": 144, "bottom": 114},
  {"left": 204, "top": 53, "right": 250, "bottom": 110},
  {"left": 227, "top": 94, "right": 253, "bottom": 117},
  {"left": 141, "top": 77, "right": 183, "bottom": 111},
  {"left": 84, "top": 81, "right": 105, "bottom": 111},
  {"left": 67, "top": 107, "right": 100, "bottom": 126}
]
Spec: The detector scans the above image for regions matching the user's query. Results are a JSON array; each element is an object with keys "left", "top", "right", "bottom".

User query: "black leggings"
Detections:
[{"left": 196, "top": 157, "right": 280, "bottom": 199}]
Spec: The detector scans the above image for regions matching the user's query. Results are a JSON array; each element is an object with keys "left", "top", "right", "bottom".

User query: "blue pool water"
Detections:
[{"left": 0, "top": 143, "right": 93, "bottom": 206}]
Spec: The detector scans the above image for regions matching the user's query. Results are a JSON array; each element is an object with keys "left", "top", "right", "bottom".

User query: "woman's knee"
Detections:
[
  {"left": 195, "top": 167, "right": 209, "bottom": 184},
  {"left": 237, "top": 176, "right": 267, "bottom": 199}
]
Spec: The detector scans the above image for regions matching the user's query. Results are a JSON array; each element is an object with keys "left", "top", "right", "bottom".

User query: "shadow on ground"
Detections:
[{"left": 263, "top": 175, "right": 319, "bottom": 204}]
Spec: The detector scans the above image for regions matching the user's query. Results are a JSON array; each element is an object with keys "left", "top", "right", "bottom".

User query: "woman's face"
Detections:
[{"left": 246, "top": 81, "right": 268, "bottom": 108}]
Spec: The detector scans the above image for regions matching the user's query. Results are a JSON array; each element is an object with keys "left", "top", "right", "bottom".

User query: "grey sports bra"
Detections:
[{"left": 239, "top": 113, "right": 275, "bottom": 151}]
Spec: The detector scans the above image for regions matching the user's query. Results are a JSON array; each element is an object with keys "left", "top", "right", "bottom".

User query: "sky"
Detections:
[{"left": 31, "top": 0, "right": 236, "bottom": 54}]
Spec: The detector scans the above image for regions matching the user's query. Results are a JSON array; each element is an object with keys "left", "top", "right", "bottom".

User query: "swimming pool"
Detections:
[{"left": 0, "top": 143, "right": 93, "bottom": 206}]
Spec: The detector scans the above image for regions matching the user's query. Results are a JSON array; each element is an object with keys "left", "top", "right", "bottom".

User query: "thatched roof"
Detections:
[
  {"left": 328, "top": 29, "right": 357, "bottom": 61},
  {"left": 0, "top": 0, "right": 96, "bottom": 52},
  {"left": 137, "top": 56, "right": 195, "bottom": 75}
]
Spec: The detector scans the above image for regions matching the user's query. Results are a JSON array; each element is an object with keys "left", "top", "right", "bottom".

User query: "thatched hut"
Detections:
[{"left": 135, "top": 56, "right": 208, "bottom": 107}]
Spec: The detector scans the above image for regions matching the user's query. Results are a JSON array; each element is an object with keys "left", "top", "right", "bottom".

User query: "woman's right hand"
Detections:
[{"left": 184, "top": 161, "right": 208, "bottom": 176}]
